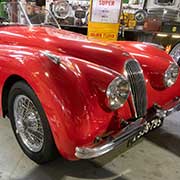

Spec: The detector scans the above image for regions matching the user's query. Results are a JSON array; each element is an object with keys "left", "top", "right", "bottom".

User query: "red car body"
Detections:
[{"left": 0, "top": 25, "right": 179, "bottom": 160}]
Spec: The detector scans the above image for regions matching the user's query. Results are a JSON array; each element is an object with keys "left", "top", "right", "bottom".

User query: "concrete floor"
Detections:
[{"left": 0, "top": 112, "right": 180, "bottom": 180}]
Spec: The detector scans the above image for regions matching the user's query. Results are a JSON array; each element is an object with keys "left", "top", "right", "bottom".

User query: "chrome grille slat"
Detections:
[{"left": 125, "top": 60, "right": 147, "bottom": 117}]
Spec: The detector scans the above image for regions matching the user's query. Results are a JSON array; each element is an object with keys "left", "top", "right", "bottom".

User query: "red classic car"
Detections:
[{"left": 0, "top": 2, "right": 179, "bottom": 164}]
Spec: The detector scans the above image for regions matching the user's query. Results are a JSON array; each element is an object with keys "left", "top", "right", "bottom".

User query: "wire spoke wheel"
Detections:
[
  {"left": 8, "top": 81, "right": 58, "bottom": 164},
  {"left": 13, "top": 95, "right": 44, "bottom": 152}
]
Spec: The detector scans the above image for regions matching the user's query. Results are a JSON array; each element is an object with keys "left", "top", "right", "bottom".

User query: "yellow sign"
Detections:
[{"left": 88, "top": 0, "right": 122, "bottom": 41}]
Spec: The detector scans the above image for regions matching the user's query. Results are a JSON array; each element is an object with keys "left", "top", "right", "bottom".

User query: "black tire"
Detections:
[{"left": 8, "top": 81, "right": 59, "bottom": 164}]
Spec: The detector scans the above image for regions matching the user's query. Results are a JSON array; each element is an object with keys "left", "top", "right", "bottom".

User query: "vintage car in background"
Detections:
[
  {"left": 47, "top": 0, "right": 90, "bottom": 27},
  {"left": 0, "top": 2, "right": 179, "bottom": 164}
]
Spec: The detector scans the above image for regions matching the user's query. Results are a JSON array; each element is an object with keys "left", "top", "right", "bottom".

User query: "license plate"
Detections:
[
  {"left": 126, "top": 132, "right": 141, "bottom": 148},
  {"left": 126, "top": 118, "right": 163, "bottom": 148}
]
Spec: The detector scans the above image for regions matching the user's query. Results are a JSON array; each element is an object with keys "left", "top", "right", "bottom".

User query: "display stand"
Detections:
[{"left": 88, "top": 0, "right": 122, "bottom": 41}]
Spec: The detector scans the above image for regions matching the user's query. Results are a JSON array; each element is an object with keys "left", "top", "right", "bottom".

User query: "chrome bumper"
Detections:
[{"left": 75, "top": 97, "right": 180, "bottom": 159}]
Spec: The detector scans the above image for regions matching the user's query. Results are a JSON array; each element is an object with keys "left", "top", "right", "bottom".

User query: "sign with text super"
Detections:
[{"left": 88, "top": 0, "right": 122, "bottom": 41}]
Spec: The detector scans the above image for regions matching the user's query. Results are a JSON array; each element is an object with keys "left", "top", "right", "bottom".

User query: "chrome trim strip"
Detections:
[
  {"left": 75, "top": 97, "right": 180, "bottom": 159},
  {"left": 39, "top": 50, "right": 61, "bottom": 64}
]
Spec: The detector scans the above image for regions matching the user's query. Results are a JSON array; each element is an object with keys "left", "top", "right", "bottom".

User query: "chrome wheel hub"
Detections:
[{"left": 13, "top": 95, "right": 44, "bottom": 152}]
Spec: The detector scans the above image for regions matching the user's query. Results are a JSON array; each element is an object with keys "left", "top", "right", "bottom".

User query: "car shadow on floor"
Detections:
[
  {"left": 145, "top": 112, "right": 180, "bottom": 157},
  {"left": 19, "top": 136, "right": 134, "bottom": 180},
  {"left": 32, "top": 123, "right": 180, "bottom": 180},
  {"left": 9, "top": 112, "right": 180, "bottom": 180},
  {"left": 0, "top": 118, "right": 130, "bottom": 180},
  {"left": 145, "top": 127, "right": 180, "bottom": 157},
  {"left": 22, "top": 156, "right": 128, "bottom": 180}
]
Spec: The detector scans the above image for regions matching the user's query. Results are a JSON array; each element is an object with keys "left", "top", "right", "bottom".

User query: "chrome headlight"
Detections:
[
  {"left": 106, "top": 75, "right": 130, "bottom": 110},
  {"left": 164, "top": 62, "right": 179, "bottom": 87}
]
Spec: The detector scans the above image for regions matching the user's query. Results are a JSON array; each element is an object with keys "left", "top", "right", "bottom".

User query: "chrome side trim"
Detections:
[
  {"left": 40, "top": 50, "right": 61, "bottom": 64},
  {"left": 124, "top": 59, "right": 147, "bottom": 118},
  {"left": 75, "top": 97, "right": 180, "bottom": 159}
]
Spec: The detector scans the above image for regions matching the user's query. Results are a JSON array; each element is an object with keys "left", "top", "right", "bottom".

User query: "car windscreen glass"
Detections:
[{"left": 6, "top": 2, "right": 60, "bottom": 28}]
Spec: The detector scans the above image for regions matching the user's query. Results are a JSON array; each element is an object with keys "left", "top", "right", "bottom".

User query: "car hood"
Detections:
[{"left": 0, "top": 26, "right": 172, "bottom": 74}]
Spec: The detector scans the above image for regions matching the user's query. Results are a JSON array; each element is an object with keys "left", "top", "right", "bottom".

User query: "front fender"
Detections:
[
  {"left": 30, "top": 56, "right": 133, "bottom": 160},
  {"left": 0, "top": 48, "right": 132, "bottom": 160}
]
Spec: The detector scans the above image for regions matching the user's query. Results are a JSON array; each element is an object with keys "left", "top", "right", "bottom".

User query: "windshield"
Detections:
[{"left": 6, "top": 1, "right": 60, "bottom": 28}]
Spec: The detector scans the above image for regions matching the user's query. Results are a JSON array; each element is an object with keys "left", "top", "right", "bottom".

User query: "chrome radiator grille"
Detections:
[{"left": 125, "top": 60, "right": 147, "bottom": 117}]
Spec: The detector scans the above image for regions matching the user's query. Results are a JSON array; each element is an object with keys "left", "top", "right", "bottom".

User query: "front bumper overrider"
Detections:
[{"left": 75, "top": 97, "right": 180, "bottom": 159}]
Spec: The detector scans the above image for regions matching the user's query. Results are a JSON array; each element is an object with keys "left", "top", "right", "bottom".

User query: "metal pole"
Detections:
[{"left": 18, "top": 0, "right": 32, "bottom": 26}]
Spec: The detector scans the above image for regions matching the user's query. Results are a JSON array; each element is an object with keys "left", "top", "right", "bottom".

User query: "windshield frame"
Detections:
[{"left": 18, "top": 1, "right": 61, "bottom": 29}]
